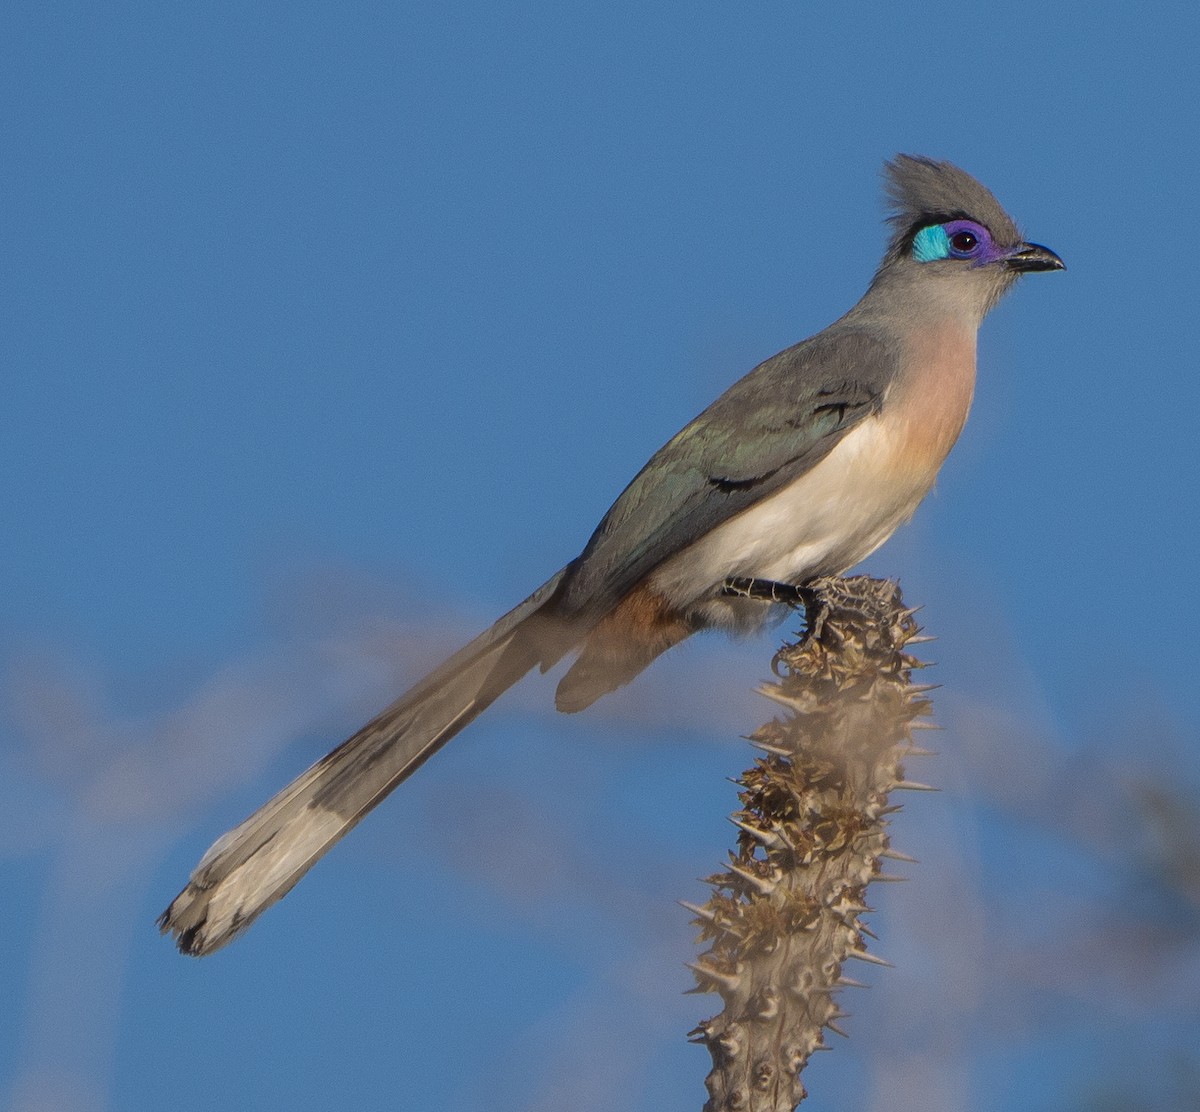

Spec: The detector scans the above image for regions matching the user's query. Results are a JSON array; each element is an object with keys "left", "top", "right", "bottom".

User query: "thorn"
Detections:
[
  {"left": 825, "top": 1020, "right": 850, "bottom": 1039},
  {"left": 749, "top": 739, "right": 791, "bottom": 757},
  {"left": 908, "top": 683, "right": 941, "bottom": 694},
  {"left": 686, "top": 961, "right": 742, "bottom": 992},
  {"left": 730, "top": 817, "right": 788, "bottom": 849},
  {"left": 686, "top": 1025, "right": 711, "bottom": 1043},
  {"left": 846, "top": 949, "right": 893, "bottom": 968},
  {"left": 812, "top": 1043, "right": 833, "bottom": 1052},
  {"left": 879, "top": 848, "right": 919, "bottom": 863},
  {"left": 872, "top": 873, "right": 909, "bottom": 883},
  {"left": 900, "top": 605, "right": 924, "bottom": 618},
  {"left": 757, "top": 685, "right": 806, "bottom": 709},
  {"left": 679, "top": 900, "right": 719, "bottom": 923},
  {"left": 835, "top": 977, "right": 869, "bottom": 989},
  {"left": 908, "top": 721, "right": 943, "bottom": 731},
  {"left": 905, "top": 634, "right": 937, "bottom": 644},
  {"left": 892, "top": 780, "right": 939, "bottom": 792},
  {"left": 857, "top": 922, "right": 879, "bottom": 940},
  {"left": 903, "top": 746, "right": 938, "bottom": 758},
  {"left": 725, "top": 862, "right": 777, "bottom": 896},
  {"left": 681, "top": 900, "right": 745, "bottom": 938},
  {"left": 878, "top": 804, "right": 904, "bottom": 815}
]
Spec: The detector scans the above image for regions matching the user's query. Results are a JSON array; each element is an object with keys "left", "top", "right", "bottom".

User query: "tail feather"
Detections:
[
  {"left": 554, "top": 582, "right": 698, "bottom": 713},
  {"left": 159, "top": 569, "right": 571, "bottom": 956}
]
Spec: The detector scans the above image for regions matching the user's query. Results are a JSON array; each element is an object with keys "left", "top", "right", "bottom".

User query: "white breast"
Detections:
[{"left": 648, "top": 415, "right": 934, "bottom": 617}]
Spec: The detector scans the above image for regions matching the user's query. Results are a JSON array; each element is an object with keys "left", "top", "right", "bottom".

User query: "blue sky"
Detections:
[{"left": 4, "top": 3, "right": 1199, "bottom": 1111}]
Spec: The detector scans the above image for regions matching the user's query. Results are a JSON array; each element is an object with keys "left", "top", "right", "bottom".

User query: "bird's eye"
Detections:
[{"left": 949, "top": 230, "right": 978, "bottom": 254}]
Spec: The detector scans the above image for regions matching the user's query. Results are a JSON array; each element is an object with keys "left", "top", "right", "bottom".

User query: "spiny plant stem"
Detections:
[{"left": 687, "top": 576, "right": 936, "bottom": 1111}]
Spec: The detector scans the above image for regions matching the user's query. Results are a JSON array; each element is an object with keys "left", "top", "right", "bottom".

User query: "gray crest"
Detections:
[{"left": 884, "top": 155, "right": 1021, "bottom": 249}]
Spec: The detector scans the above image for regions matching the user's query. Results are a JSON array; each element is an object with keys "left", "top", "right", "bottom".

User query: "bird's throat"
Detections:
[{"left": 884, "top": 322, "right": 977, "bottom": 478}]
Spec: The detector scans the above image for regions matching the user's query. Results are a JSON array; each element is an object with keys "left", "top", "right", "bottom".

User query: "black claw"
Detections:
[{"left": 722, "top": 577, "right": 830, "bottom": 644}]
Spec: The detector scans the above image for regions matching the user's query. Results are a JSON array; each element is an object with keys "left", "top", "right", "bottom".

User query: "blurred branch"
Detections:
[
  {"left": 687, "top": 576, "right": 936, "bottom": 1111},
  {"left": 1072, "top": 1049, "right": 1200, "bottom": 1111}
]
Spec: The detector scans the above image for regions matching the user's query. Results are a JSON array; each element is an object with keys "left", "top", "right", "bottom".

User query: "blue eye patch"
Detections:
[{"left": 912, "top": 224, "right": 951, "bottom": 262}]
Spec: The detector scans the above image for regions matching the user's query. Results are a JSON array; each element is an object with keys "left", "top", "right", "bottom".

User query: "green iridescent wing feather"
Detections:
[{"left": 555, "top": 327, "right": 895, "bottom": 618}]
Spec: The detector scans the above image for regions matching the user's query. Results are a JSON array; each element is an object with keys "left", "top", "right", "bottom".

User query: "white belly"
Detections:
[{"left": 647, "top": 415, "right": 938, "bottom": 626}]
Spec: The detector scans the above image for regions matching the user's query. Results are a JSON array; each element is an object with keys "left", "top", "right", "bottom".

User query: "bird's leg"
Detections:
[
  {"left": 721, "top": 577, "right": 829, "bottom": 643},
  {"left": 721, "top": 577, "right": 808, "bottom": 606}
]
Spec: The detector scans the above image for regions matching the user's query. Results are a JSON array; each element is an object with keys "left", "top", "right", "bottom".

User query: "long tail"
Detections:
[{"left": 159, "top": 569, "right": 572, "bottom": 956}]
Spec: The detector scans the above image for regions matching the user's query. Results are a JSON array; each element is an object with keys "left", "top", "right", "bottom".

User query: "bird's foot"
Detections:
[
  {"left": 722, "top": 577, "right": 809, "bottom": 606},
  {"left": 721, "top": 577, "right": 828, "bottom": 643}
]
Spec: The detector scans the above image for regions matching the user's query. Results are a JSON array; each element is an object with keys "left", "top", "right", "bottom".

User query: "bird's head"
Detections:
[{"left": 876, "top": 154, "right": 1063, "bottom": 319}]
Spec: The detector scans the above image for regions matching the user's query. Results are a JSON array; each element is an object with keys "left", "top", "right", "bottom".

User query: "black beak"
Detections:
[{"left": 1005, "top": 242, "right": 1065, "bottom": 273}]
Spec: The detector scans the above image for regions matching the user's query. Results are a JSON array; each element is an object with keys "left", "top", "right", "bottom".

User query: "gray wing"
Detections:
[{"left": 555, "top": 326, "right": 895, "bottom": 618}]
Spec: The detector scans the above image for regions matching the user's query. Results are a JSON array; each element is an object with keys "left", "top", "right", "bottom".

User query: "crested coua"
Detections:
[{"left": 161, "top": 155, "right": 1063, "bottom": 955}]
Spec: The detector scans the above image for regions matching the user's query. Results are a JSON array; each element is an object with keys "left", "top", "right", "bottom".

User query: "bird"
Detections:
[{"left": 160, "top": 155, "right": 1063, "bottom": 956}]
